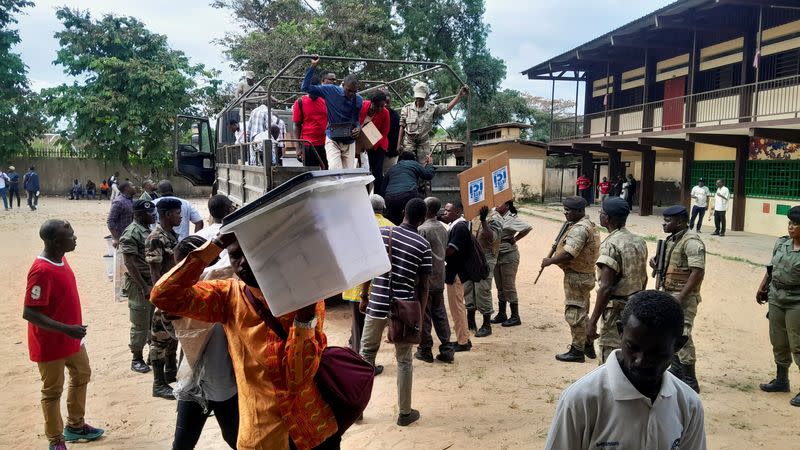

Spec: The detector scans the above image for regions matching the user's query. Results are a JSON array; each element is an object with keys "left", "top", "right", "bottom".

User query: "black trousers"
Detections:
[
  {"left": 303, "top": 144, "right": 328, "bottom": 169},
  {"left": 349, "top": 301, "right": 365, "bottom": 354},
  {"left": 689, "top": 206, "right": 706, "bottom": 231},
  {"left": 385, "top": 191, "right": 420, "bottom": 225},
  {"left": 367, "top": 150, "right": 386, "bottom": 196},
  {"left": 419, "top": 289, "right": 451, "bottom": 351},
  {"left": 8, "top": 187, "right": 20, "bottom": 208},
  {"left": 714, "top": 210, "right": 727, "bottom": 235},
  {"left": 172, "top": 394, "right": 239, "bottom": 450}
]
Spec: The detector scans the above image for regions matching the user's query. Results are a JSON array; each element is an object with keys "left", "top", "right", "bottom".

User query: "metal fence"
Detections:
[{"left": 552, "top": 74, "right": 800, "bottom": 141}]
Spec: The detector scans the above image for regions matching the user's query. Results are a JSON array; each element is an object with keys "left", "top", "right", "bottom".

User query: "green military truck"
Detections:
[{"left": 173, "top": 55, "right": 473, "bottom": 206}]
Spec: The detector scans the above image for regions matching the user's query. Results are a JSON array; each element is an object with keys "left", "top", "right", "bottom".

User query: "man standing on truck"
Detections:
[
  {"left": 292, "top": 74, "right": 328, "bottom": 168},
  {"left": 398, "top": 82, "right": 468, "bottom": 163},
  {"left": 301, "top": 55, "right": 363, "bottom": 170}
]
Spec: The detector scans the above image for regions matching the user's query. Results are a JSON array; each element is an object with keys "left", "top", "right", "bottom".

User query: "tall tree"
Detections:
[
  {"left": 42, "top": 8, "right": 219, "bottom": 173},
  {"left": 0, "top": 0, "right": 45, "bottom": 159}
]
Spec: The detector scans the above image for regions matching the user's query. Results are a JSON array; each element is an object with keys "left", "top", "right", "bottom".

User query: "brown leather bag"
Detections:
[{"left": 385, "top": 228, "right": 422, "bottom": 344}]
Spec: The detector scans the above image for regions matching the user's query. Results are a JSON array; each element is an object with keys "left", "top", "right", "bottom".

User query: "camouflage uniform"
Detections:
[
  {"left": 556, "top": 217, "right": 600, "bottom": 349},
  {"left": 399, "top": 101, "right": 449, "bottom": 163},
  {"left": 119, "top": 221, "right": 155, "bottom": 356},
  {"left": 596, "top": 227, "right": 648, "bottom": 363},
  {"left": 660, "top": 229, "right": 705, "bottom": 365},
  {"left": 767, "top": 236, "right": 800, "bottom": 369},
  {"left": 145, "top": 225, "right": 179, "bottom": 363},
  {"left": 464, "top": 211, "right": 503, "bottom": 315}
]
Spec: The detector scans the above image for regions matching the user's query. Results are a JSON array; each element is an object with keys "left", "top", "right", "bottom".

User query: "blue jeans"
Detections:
[
  {"left": 0, "top": 187, "right": 7, "bottom": 209},
  {"left": 27, "top": 189, "right": 38, "bottom": 209},
  {"left": 689, "top": 205, "right": 706, "bottom": 231}
]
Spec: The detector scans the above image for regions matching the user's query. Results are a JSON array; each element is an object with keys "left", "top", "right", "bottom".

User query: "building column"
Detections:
[
  {"left": 640, "top": 149, "right": 656, "bottom": 216},
  {"left": 607, "top": 148, "right": 622, "bottom": 182},
  {"left": 733, "top": 141, "right": 748, "bottom": 231},
  {"left": 581, "top": 153, "right": 594, "bottom": 204},
  {"left": 680, "top": 144, "right": 696, "bottom": 208}
]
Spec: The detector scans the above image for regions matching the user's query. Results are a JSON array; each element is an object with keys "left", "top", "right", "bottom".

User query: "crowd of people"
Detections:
[{"left": 1, "top": 165, "right": 40, "bottom": 211}]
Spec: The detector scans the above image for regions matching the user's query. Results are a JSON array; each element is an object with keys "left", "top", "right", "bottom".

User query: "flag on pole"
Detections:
[{"left": 753, "top": 48, "right": 760, "bottom": 70}]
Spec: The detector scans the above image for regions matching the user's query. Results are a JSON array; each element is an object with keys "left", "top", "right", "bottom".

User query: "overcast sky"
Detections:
[{"left": 16, "top": 0, "right": 671, "bottom": 103}]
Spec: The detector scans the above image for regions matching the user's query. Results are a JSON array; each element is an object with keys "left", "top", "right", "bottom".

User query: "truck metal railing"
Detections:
[{"left": 217, "top": 55, "right": 472, "bottom": 183}]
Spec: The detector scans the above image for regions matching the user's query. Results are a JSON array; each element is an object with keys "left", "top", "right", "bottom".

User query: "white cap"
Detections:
[
  {"left": 245, "top": 70, "right": 255, "bottom": 79},
  {"left": 413, "top": 82, "right": 429, "bottom": 99},
  {"left": 8, "top": 165, "right": 14, "bottom": 171}
]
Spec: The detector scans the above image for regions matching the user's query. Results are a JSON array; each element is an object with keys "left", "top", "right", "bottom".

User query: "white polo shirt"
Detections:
[
  {"left": 714, "top": 186, "right": 730, "bottom": 211},
  {"left": 544, "top": 350, "right": 706, "bottom": 450},
  {"left": 690, "top": 185, "right": 709, "bottom": 208}
]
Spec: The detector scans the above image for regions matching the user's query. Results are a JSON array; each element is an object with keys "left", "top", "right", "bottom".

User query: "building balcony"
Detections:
[{"left": 551, "top": 74, "right": 800, "bottom": 142}]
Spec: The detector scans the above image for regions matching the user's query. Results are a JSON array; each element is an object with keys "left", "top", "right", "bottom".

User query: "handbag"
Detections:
[
  {"left": 243, "top": 288, "right": 374, "bottom": 433},
  {"left": 385, "top": 228, "right": 423, "bottom": 345}
]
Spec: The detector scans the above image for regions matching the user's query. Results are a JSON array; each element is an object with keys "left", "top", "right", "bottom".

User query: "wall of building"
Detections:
[
  {"left": 6, "top": 158, "right": 212, "bottom": 197},
  {"left": 544, "top": 168, "right": 578, "bottom": 201},
  {"left": 694, "top": 142, "right": 734, "bottom": 160},
  {"left": 473, "top": 143, "right": 548, "bottom": 200},
  {"left": 744, "top": 198, "right": 795, "bottom": 236}
]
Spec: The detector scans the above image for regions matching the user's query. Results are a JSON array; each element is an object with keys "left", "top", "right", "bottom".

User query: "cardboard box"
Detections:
[
  {"left": 458, "top": 152, "right": 513, "bottom": 220},
  {"left": 358, "top": 121, "right": 383, "bottom": 149}
]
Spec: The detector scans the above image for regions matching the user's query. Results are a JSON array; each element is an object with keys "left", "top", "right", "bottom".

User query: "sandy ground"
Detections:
[{"left": 1, "top": 197, "right": 799, "bottom": 449}]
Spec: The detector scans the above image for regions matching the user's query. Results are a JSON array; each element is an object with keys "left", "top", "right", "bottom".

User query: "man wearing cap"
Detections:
[
  {"left": 464, "top": 205, "right": 503, "bottom": 338},
  {"left": 6, "top": 165, "right": 21, "bottom": 209},
  {"left": 689, "top": 179, "right": 710, "bottom": 232},
  {"left": 146, "top": 198, "right": 182, "bottom": 399},
  {"left": 651, "top": 205, "right": 705, "bottom": 393},
  {"left": 398, "top": 82, "right": 469, "bottom": 164},
  {"left": 756, "top": 205, "right": 800, "bottom": 407},
  {"left": 542, "top": 196, "right": 600, "bottom": 363},
  {"left": 235, "top": 71, "right": 256, "bottom": 97},
  {"left": 586, "top": 197, "right": 648, "bottom": 364},
  {"left": 119, "top": 200, "right": 158, "bottom": 374}
]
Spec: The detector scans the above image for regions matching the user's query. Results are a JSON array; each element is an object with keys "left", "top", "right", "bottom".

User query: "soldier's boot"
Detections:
[
  {"left": 130, "top": 350, "right": 150, "bottom": 374},
  {"left": 584, "top": 342, "right": 597, "bottom": 360},
  {"left": 682, "top": 364, "right": 700, "bottom": 394},
  {"left": 760, "top": 365, "right": 790, "bottom": 393},
  {"left": 555, "top": 345, "right": 585, "bottom": 363},
  {"left": 164, "top": 353, "right": 177, "bottom": 384},
  {"left": 152, "top": 360, "right": 175, "bottom": 400},
  {"left": 668, "top": 354, "right": 685, "bottom": 380},
  {"left": 502, "top": 303, "right": 521, "bottom": 327},
  {"left": 475, "top": 314, "right": 492, "bottom": 338},
  {"left": 467, "top": 309, "right": 477, "bottom": 333},
  {"left": 491, "top": 301, "right": 508, "bottom": 324},
  {"left": 790, "top": 392, "right": 800, "bottom": 407}
]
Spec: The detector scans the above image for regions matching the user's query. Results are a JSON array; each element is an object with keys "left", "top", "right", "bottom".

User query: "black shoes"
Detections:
[
  {"left": 397, "top": 409, "right": 420, "bottom": 426},
  {"left": 414, "top": 349, "right": 434, "bottom": 363},
  {"left": 555, "top": 345, "right": 585, "bottom": 363},
  {"left": 502, "top": 304, "right": 521, "bottom": 327},
  {"left": 491, "top": 301, "right": 508, "bottom": 324},
  {"left": 453, "top": 340, "right": 472, "bottom": 352},
  {"left": 374, "top": 365, "right": 384, "bottom": 376},
  {"left": 131, "top": 358, "right": 150, "bottom": 374},
  {"left": 475, "top": 314, "right": 492, "bottom": 338},
  {"left": 760, "top": 365, "right": 790, "bottom": 393},
  {"left": 584, "top": 342, "right": 597, "bottom": 360},
  {"left": 437, "top": 343, "right": 455, "bottom": 363},
  {"left": 152, "top": 360, "right": 175, "bottom": 400}
]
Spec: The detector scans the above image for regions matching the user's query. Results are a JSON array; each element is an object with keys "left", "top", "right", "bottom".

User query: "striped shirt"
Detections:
[{"left": 366, "top": 224, "right": 432, "bottom": 319}]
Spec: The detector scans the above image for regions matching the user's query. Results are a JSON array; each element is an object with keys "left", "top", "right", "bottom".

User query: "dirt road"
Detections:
[{"left": 1, "top": 198, "right": 797, "bottom": 449}]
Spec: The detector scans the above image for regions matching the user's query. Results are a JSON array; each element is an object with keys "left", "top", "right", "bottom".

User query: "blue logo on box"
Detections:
[
  {"left": 492, "top": 166, "right": 509, "bottom": 194},
  {"left": 468, "top": 177, "right": 485, "bottom": 206}
]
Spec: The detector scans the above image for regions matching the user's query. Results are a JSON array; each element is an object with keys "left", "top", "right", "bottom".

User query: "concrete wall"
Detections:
[
  {"left": 473, "top": 142, "right": 548, "bottom": 201},
  {"left": 4, "top": 157, "right": 212, "bottom": 197},
  {"left": 694, "top": 143, "right": 734, "bottom": 160},
  {"left": 544, "top": 167, "right": 578, "bottom": 201},
  {"left": 744, "top": 198, "right": 795, "bottom": 236}
]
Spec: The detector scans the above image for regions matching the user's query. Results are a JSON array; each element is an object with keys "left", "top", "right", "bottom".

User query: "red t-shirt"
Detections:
[
  {"left": 577, "top": 176, "right": 592, "bottom": 190},
  {"left": 292, "top": 96, "right": 328, "bottom": 146},
  {"left": 599, "top": 181, "right": 610, "bottom": 194},
  {"left": 24, "top": 257, "right": 82, "bottom": 362},
  {"left": 359, "top": 100, "right": 391, "bottom": 151}
]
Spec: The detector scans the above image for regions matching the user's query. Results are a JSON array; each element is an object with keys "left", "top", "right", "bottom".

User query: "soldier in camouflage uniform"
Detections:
[
  {"left": 651, "top": 205, "right": 705, "bottom": 393},
  {"left": 587, "top": 197, "right": 648, "bottom": 364},
  {"left": 146, "top": 197, "right": 182, "bottom": 399},
  {"left": 119, "top": 200, "right": 157, "bottom": 374},
  {"left": 398, "top": 82, "right": 468, "bottom": 164},
  {"left": 757, "top": 205, "right": 800, "bottom": 407},
  {"left": 541, "top": 196, "right": 600, "bottom": 363}
]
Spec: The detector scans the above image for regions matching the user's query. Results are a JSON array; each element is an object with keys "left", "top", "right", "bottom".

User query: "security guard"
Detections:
[
  {"left": 465, "top": 205, "right": 503, "bottom": 337},
  {"left": 119, "top": 199, "right": 157, "bottom": 374},
  {"left": 651, "top": 205, "right": 705, "bottom": 393},
  {"left": 541, "top": 196, "right": 600, "bottom": 363},
  {"left": 398, "top": 82, "right": 468, "bottom": 163},
  {"left": 757, "top": 205, "right": 800, "bottom": 407},
  {"left": 586, "top": 197, "right": 648, "bottom": 364},
  {"left": 146, "top": 197, "right": 182, "bottom": 399}
]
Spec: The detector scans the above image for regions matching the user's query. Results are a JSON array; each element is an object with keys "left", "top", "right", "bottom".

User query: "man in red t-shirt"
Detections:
[
  {"left": 598, "top": 177, "right": 611, "bottom": 203},
  {"left": 359, "top": 92, "right": 391, "bottom": 195},
  {"left": 576, "top": 174, "right": 592, "bottom": 204},
  {"left": 292, "top": 78, "right": 328, "bottom": 169},
  {"left": 23, "top": 219, "right": 104, "bottom": 449}
]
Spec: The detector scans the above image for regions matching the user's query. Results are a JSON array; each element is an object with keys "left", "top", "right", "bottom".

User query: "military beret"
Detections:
[
  {"left": 663, "top": 205, "right": 688, "bottom": 217},
  {"left": 788, "top": 205, "right": 800, "bottom": 223},
  {"left": 156, "top": 198, "right": 182, "bottom": 212},
  {"left": 563, "top": 196, "right": 588, "bottom": 210},
  {"left": 602, "top": 197, "right": 630, "bottom": 217},
  {"left": 133, "top": 200, "right": 155, "bottom": 212}
]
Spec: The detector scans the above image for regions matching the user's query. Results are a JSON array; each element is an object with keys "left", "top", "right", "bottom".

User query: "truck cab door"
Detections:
[{"left": 174, "top": 115, "right": 216, "bottom": 186}]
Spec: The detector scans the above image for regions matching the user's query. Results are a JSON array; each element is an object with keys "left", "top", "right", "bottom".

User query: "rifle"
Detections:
[
  {"left": 652, "top": 239, "right": 666, "bottom": 290},
  {"left": 534, "top": 221, "right": 571, "bottom": 285}
]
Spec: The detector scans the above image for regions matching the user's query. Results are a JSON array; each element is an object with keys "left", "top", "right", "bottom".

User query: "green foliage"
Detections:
[
  {"left": 41, "top": 8, "right": 220, "bottom": 171},
  {"left": 0, "top": 0, "right": 46, "bottom": 159}
]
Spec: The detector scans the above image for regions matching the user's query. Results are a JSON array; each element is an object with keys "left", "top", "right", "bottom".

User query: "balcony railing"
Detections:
[{"left": 551, "top": 74, "right": 800, "bottom": 141}]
